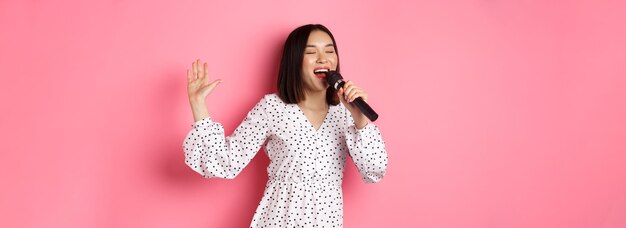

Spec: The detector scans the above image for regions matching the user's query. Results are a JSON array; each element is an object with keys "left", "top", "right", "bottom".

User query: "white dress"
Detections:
[{"left": 183, "top": 93, "right": 388, "bottom": 227}]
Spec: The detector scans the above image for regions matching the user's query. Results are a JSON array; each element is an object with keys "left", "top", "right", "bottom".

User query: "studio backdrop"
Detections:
[{"left": 1, "top": 0, "right": 625, "bottom": 227}]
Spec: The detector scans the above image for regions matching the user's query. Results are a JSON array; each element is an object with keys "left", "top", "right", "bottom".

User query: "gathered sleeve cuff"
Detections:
[
  {"left": 344, "top": 108, "right": 388, "bottom": 183},
  {"left": 182, "top": 97, "right": 270, "bottom": 179}
]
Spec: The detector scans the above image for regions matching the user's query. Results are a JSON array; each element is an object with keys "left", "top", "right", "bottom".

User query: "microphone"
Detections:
[{"left": 324, "top": 71, "right": 379, "bottom": 122}]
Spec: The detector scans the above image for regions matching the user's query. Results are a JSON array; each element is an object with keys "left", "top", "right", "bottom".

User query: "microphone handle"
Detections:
[
  {"left": 332, "top": 76, "right": 379, "bottom": 122},
  {"left": 351, "top": 97, "right": 379, "bottom": 122}
]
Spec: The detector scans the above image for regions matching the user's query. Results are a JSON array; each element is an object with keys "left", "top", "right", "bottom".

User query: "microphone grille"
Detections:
[{"left": 325, "top": 71, "right": 343, "bottom": 90}]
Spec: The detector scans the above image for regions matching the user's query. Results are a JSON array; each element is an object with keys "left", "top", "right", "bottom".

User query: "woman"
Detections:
[{"left": 183, "top": 24, "right": 388, "bottom": 227}]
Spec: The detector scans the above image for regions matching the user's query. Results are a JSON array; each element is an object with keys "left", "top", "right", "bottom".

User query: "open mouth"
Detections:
[{"left": 314, "top": 69, "right": 329, "bottom": 79}]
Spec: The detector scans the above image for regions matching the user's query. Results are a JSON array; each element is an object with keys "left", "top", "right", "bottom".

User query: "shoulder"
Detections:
[
  {"left": 262, "top": 93, "right": 280, "bottom": 103},
  {"left": 334, "top": 101, "right": 348, "bottom": 115},
  {"left": 254, "top": 94, "right": 290, "bottom": 124},
  {"left": 254, "top": 93, "right": 288, "bottom": 111},
  {"left": 333, "top": 101, "right": 353, "bottom": 123},
  {"left": 261, "top": 93, "right": 290, "bottom": 106}
]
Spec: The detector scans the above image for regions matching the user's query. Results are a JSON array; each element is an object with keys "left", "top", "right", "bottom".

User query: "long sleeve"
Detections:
[
  {"left": 183, "top": 97, "right": 270, "bottom": 179},
  {"left": 344, "top": 107, "right": 388, "bottom": 184}
]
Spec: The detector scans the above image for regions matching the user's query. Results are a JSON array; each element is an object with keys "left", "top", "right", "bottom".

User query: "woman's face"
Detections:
[{"left": 301, "top": 30, "right": 338, "bottom": 94}]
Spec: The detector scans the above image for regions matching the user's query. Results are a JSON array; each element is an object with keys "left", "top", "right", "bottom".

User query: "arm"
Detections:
[
  {"left": 338, "top": 80, "right": 388, "bottom": 183},
  {"left": 344, "top": 109, "right": 389, "bottom": 183},
  {"left": 183, "top": 96, "right": 270, "bottom": 179},
  {"left": 182, "top": 59, "right": 269, "bottom": 179}
]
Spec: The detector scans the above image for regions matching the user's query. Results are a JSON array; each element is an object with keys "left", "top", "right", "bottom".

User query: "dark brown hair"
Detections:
[{"left": 277, "top": 24, "right": 340, "bottom": 105}]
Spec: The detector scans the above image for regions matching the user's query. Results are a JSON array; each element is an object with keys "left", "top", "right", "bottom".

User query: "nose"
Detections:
[{"left": 316, "top": 53, "right": 328, "bottom": 64}]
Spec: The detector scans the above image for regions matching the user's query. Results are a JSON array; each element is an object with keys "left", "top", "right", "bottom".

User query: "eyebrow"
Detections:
[{"left": 305, "top": 44, "right": 335, "bottom": 48}]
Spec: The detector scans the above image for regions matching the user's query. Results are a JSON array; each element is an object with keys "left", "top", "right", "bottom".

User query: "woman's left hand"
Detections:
[{"left": 337, "top": 80, "right": 369, "bottom": 129}]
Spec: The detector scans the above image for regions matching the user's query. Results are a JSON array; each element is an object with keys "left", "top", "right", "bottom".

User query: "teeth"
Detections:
[{"left": 314, "top": 69, "right": 329, "bottom": 73}]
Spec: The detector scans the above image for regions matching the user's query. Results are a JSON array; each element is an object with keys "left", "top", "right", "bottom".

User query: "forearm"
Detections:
[
  {"left": 345, "top": 123, "right": 388, "bottom": 183},
  {"left": 352, "top": 112, "right": 369, "bottom": 129},
  {"left": 183, "top": 119, "right": 235, "bottom": 179},
  {"left": 189, "top": 98, "right": 210, "bottom": 122}
]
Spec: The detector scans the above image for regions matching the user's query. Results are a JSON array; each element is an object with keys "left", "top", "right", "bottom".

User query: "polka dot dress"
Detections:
[{"left": 183, "top": 93, "right": 388, "bottom": 227}]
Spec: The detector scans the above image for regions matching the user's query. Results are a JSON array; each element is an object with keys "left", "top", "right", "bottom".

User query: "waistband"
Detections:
[{"left": 268, "top": 175, "right": 341, "bottom": 186}]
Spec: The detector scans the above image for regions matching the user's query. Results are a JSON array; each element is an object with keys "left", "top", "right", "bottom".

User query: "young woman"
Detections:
[{"left": 183, "top": 24, "right": 388, "bottom": 227}]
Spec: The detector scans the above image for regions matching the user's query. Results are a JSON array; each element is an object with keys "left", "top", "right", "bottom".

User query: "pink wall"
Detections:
[{"left": 2, "top": 0, "right": 625, "bottom": 227}]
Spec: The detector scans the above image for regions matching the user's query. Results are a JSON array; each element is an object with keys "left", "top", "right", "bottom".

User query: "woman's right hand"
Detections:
[{"left": 187, "top": 59, "right": 222, "bottom": 104}]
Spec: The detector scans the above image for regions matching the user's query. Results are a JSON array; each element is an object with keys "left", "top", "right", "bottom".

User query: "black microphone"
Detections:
[{"left": 325, "top": 71, "right": 379, "bottom": 122}]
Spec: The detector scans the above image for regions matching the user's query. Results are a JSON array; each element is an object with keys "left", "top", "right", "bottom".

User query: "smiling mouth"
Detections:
[{"left": 314, "top": 69, "right": 329, "bottom": 79}]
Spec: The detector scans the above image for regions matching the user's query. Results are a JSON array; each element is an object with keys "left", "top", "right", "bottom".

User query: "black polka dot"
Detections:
[{"left": 182, "top": 93, "right": 388, "bottom": 227}]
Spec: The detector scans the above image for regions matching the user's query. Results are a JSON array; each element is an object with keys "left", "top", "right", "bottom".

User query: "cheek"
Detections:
[
  {"left": 302, "top": 55, "right": 315, "bottom": 64},
  {"left": 329, "top": 56, "right": 338, "bottom": 65}
]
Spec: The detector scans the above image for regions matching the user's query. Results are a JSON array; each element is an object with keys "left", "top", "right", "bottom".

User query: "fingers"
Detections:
[
  {"left": 187, "top": 59, "right": 223, "bottom": 100},
  {"left": 189, "top": 59, "right": 209, "bottom": 82},
  {"left": 192, "top": 59, "right": 199, "bottom": 79},
  {"left": 196, "top": 59, "right": 204, "bottom": 80},
  {"left": 206, "top": 79, "right": 222, "bottom": 92},
  {"left": 340, "top": 81, "right": 368, "bottom": 102},
  {"left": 337, "top": 87, "right": 345, "bottom": 102},
  {"left": 343, "top": 80, "right": 354, "bottom": 101}
]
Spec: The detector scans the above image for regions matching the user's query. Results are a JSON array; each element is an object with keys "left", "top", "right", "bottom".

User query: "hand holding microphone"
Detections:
[{"left": 322, "top": 70, "right": 379, "bottom": 122}]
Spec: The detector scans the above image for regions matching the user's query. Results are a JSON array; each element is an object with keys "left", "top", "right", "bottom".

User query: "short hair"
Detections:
[{"left": 277, "top": 24, "right": 340, "bottom": 105}]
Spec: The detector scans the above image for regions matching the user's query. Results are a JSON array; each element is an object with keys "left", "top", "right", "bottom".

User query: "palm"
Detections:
[{"left": 187, "top": 59, "right": 221, "bottom": 102}]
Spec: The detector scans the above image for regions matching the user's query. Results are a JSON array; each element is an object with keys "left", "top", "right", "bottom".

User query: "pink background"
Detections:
[{"left": 1, "top": 0, "right": 625, "bottom": 227}]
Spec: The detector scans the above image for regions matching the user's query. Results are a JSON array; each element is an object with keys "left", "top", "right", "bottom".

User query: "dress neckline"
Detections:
[{"left": 293, "top": 103, "right": 331, "bottom": 133}]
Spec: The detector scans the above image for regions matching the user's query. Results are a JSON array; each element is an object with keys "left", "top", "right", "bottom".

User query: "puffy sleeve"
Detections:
[
  {"left": 182, "top": 96, "right": 270, "bottom": 179},
  {"left": 343, "top": 105, "right": 388, "bottom": 183}
]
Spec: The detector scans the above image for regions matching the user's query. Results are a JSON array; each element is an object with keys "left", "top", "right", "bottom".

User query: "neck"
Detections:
[{"left": 299, "top": 90, "right": 327, "bottom": 110}]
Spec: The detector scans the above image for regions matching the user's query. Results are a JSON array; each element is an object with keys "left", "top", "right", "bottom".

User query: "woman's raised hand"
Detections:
[{"left": 187, "top": 59, "right": 222, "bottom": 104}]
